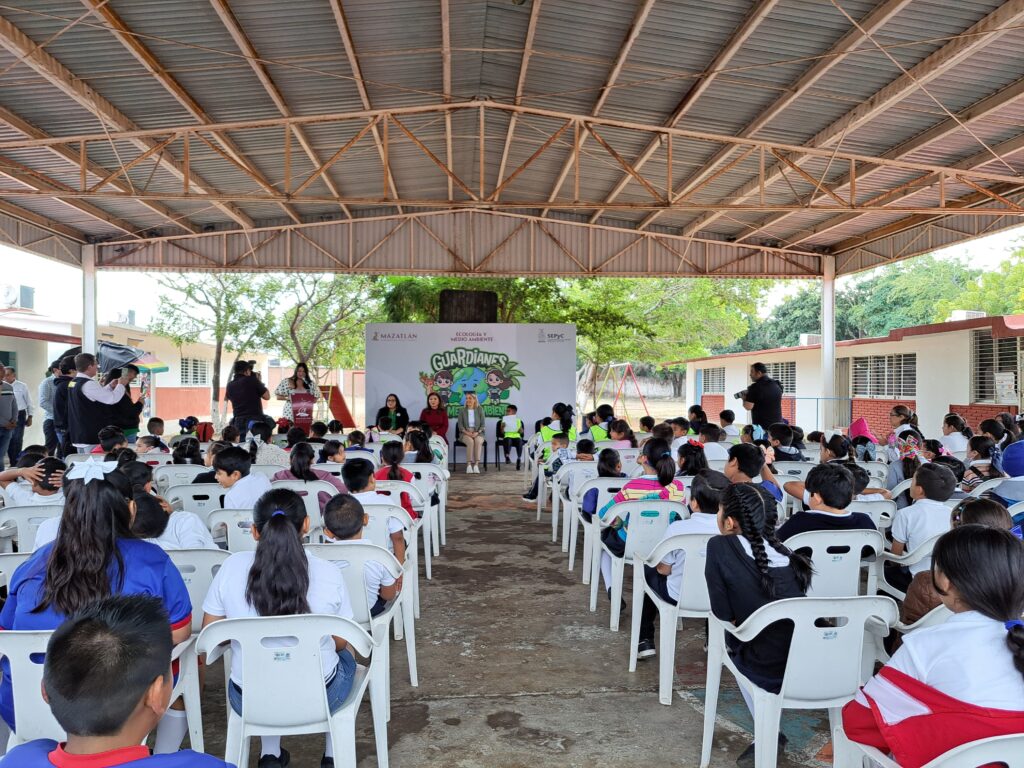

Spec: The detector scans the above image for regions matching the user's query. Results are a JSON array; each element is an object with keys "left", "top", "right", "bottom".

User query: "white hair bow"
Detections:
[
  {"left": 65, "top": 460, "right": 119, "bottom": 485},
  {"left": 824, "top": 429, "right": 843, "bottom": 443}
]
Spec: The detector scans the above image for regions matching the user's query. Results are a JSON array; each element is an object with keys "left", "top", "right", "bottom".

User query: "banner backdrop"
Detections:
[{"left": 365, "top": 324, "right": 577, "bottom": 443}]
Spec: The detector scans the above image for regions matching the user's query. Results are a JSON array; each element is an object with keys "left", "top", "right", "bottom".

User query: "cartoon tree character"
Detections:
[
  {"left": 433, "top": 369, "right": 454, "bottom": 405},
  {"left": 484, "top": 368, "right": 513, "bottom": 404}
]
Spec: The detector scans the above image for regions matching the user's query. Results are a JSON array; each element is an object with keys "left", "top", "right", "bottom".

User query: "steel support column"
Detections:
[
  {"left": 821, "top": 254, "right": 837, "bottom": 428},
  {"left": 82, "top": 244, "right": 97, "bottom": 354}
]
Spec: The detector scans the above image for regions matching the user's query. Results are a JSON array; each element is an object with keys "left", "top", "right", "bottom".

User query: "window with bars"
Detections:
[
  {"left": 851, "top": 354, "right": 916, "bottom": 398},
  {"left": 180, "top": 357, "right": 210, "bottom": 386},
  {"left": 970, "top": 330, "right": 1019, "bottom": 403},
  {"left": 765, "top": 361, "right": 796, "bottom": 394},
  {"left": 701, "top": 367, "right": 725, "bottom": 393}
]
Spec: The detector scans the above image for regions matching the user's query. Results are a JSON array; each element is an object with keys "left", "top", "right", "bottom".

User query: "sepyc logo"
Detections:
[
  {"left": 537, "top": 327, "right": 567, "bottom": 343},
  {"left": 419, "top": 346, "right": 525, "bottom": 417}
]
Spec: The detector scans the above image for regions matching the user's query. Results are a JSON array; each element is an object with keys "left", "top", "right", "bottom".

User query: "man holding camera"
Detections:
[{"left": 738, "top": 362, "right": 784, "bottom": 432}]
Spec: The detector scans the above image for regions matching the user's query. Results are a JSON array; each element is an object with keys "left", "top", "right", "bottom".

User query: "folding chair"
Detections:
[
  {"left": 0, "top": 631, "right": 64, "bottom": 749},
  {"left": 196, "top": 615, "right": 379, "bottom": 768},
  {"left": 785, "top": 529, "right": 885, "bottom": 597},
  {"left": 154, "top": 464, "right": 208, "bottom": 494},
  {"left": 0, "top": 505, "right": 61, "bottom": 553},
  {"left": 700, "top": 596, "right": 898, "bottom": 768},
  {"left": 629, "top": 532, "right": 714, "bottom": 705}
]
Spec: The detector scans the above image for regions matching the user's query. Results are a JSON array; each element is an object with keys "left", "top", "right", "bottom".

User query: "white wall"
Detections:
[{"left": 0, "top": 335, "right": 51, "bottom": 446}]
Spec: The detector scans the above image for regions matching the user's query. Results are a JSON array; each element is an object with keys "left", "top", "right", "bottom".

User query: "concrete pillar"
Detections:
[
  {"left": 821, "top": 254, "right": 837, "bottom": 428},
  {"left": 82, "top": 244, "right": 97, "bottom": 353}
]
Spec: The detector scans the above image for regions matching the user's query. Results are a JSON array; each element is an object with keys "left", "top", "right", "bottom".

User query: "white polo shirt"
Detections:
[
  {"left": 223, "top": 472, "right": 272, "bottom": 510},
  {"left": 890, "top": 498, "right": 952, "bottom": 575},
  {"left": 324, "top": 538, "right": 397, "bottom": 612}
]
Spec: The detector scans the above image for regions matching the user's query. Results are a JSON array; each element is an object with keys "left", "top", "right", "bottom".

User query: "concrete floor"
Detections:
[{"left": 197, "top": 467, "right": 831, "bottom": 767}]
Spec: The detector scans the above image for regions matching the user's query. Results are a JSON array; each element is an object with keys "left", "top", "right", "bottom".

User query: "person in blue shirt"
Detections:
[
  {"left": 0, "top": 594, "right": 228, "bottom": 768},
  {"left": 0, "top": 464, "right": 192, "bottom": 751},
  {"left": 724, "top": 442, "right": 783, "bottom": 502}
]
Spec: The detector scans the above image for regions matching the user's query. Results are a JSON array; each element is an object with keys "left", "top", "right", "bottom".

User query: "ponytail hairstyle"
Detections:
[
  {"left": 347, "top": 430, "right": 366, "bottom": 448},
  {"left": 998, "top": 412, "right": 1021, "bottom": 441},
  {"left": 676, "top": 440, "right": 709, "bottom": 476},
  {"left": 981, "top": 417, "right": 1014, "bottom": 452},
  {"left": 380, "top": 440, "right": 405, "bottom": 481},
  {"left": 687, "top": 406, "right": 708, "bottom": 432},
  {"left": 288, "top": 442, "right": 318, "bottom": 481},
  {"left": 246, "top": 488, "right": 311, "bottom": 617},
  {"left": 891, "top": 405, "right": 920, "bottom": 432},
  {"left": 552, "top": 402, "right": 575, "bottom": 435},
  {"left": 107, "top": 447, "right": 138, "bottom": 466},
  {"left": 595, "top": 403, "right": 615, "bottom": 424},
  {"left": 944, "top": 413, "right": 973, "bottom": 439},
  {"left": 34, "top": 474, "right": 134, "bottom": 616},
  {"left": 406, "top": 430, "right": 433, "bottom": 463},
  {"left": 327, "top": 419, "right": 344, "bottom": 434},
  {"left": 720, "top": 483, "right": 813, "bottom": 598},
  {"left": 131, "top": 493, "right": 171, "bottom": 540},
  {"left": 249, "top": 420, "right": 273, "bottom": 462},
  {"left": 609, "top": 419, "right": 636, "bottom": 447},
  {"left": 118, "top": 461, "right": 154, "bottom": 495},
  {"left": 931, "top": 525, "right": 1024, "bottom": 681},
  {"left": 898, "top": 427, "right": 925, "bottom": 480},
  {"left": 968, "top": 435, "right": 1004, "bottom": 479},
  {"left": 172, "top": 437, "right": 202, "bottom": 465},
  {"left": 641, "top": 437, "right": 677, "bottom": 487},
  {"left": 319, "top": 439, "right": 344, "bottom": 464},
  {"left": 821, "top": 433, "right": 854, "bottom": 462},
  {"left": 922, "top": 439, "right": 947, "bottom": 460},
  {"left": 597, "top": 448, "right": 622, "bottom": 477}
]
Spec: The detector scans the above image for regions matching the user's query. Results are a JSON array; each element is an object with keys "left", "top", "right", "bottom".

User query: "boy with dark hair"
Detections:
[
  {"left": 213, "top": 445, "right": 270, "bottom": 509},
  {"left": 637, "top": 469, "right": 730, "bottom": 658},
  {"left": 0, "top": 456, "right": 65, "bottom": 507},
  {"left": 0, "top": 594, "right": 227, "bottom": 767},
  {"left": 719, "top": 409, "right": 739, "bottom": 439},
  {"left": 887, "top": 463, "right": 958, "bottom": 591},
  {"left": 698, "top": 424, "right": 729, "bottom": 461},
  {"left": 767, "top": 423, "right": 804, "bottom": 462},
  {"left": 669, "top": 417, "right": 690, "bottom": 454},
  {"left": 638, "top": 415, "right": 655, "bottom": 434},
  {"left": 95, "top": 426, "right": 128, "bottom": 454},
  {"left": 340, "top": 458, "right": 406, "bottom": 563},
  {"left": 522, "top": 432, "right": 571, "bottom": 502},
  {"left": 650, "top": 422, "right": 674, "bottom": 443},
  {"left": 496, "top": 404, "right": 524, "bottom": 469},
  {"left": 323, "top": 494, "right": 401, "bottom": 617},
  {"left": 777, "top": 462, "right": 875, "bottom": 540},
  {"left": 725, "top": 443, "right": 783, "bottom": 501},
  {"left": 309, "top": 421, "right": 329, "bottom": 443}
]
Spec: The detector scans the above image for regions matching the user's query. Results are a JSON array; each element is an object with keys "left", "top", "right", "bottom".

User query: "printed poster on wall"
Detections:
[{"left": 365, "top": 324, "right": 577, "bottom": 440}]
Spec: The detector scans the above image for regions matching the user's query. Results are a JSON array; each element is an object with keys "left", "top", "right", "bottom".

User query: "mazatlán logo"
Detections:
[{"left": 419, "top": 346, "right": 525, "bottom": 417}]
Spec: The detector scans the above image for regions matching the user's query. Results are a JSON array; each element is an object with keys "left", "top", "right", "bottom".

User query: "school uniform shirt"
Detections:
[
  {"left": 325, "top": 538, "right": 397, "bottom": 612},
  {"left": 223, "top": 471, "right": 272, "bottom": 510},
  {"left": 0, "top": 742, "right": 230, "bottom": 768},
  {"left": 777, "top": 508, "right": 876, "bottom": 541},
  {"left": 657, "top": 512, "right": 719, "bottom": 600},
  {"left": 599, "top": 476, "right": 687, "bottom": 542},
  {"left": 350, "top": 490, "right": 405, "bottom": 538},
  {"left": 843, "top": 611, "right": 1024, "bottom": 767},
  {"left": 722, "top": 424, "right": 741, "bottom": 438},
  {"left": 202, "top": 549, "right": 353, "bottom": 686},
  {"left": 146, "top": 510, "right": 218, "bottom": 550},
  {"left": 939, "top": 432, "right": 969, "bottom": 454},
  {"left": 702, "top": 441, "right": 730, "bottom": 461},
  {"left": 0, "top": 483, "right": 63, "bottom": 507},
  {"left": 890, "top": 499, "right": 952, "bottom": 575},
  {"left": 705, "top": 534, "right": 805, "bottom": 690},
  {"left": 0, "top": 539, "right": 191, "bottom": 728}
]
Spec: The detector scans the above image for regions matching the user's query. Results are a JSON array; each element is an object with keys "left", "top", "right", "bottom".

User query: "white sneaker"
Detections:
[
  {"left": 472, "top": 465, "right": 480, "bottom": 473},
  {"left": 465, "top": 465, "right": 472, "bottom": 473}
]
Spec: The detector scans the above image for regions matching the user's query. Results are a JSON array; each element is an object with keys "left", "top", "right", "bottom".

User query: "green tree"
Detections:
[
  {"left": 378, "top": 276, "right": 563, "bottom": 323},
  {"left": 150, "top": 273, "right": 282, "bottom": 427},
  {"left": 935, "top": 250, "right": 1024, "bottom": 318}
]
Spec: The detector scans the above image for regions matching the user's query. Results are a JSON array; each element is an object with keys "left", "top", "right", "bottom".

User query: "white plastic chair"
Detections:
[
  {"left": 1009, "top": 500, "right": 1024, "bottom": 519},
  {"left": 874, "top": 532, "right": 945, "bottom": 601},
  {"left": 0, "top": 505, "right": 61, "bottom": 553},
  {"left": 855, "top": 461, "right": 888, "bottom": 483},
  {"left": 616, "top": 447, "right": 642, "bottom": 477},
  {"left": 401, "top": 463, "right": 450, "bottom": 550},
  {"left": 522, "top": 434, "right": 544, "bottom": 480},
  {"left": 248, "top": 464, "right": 282, "bottom": 480},
  {"left": 166, "top": 484, "right": 226, "bottom": 520},
  {"left": 969, "top": 476, "right": 1015, "bottom": 497},
  {"left": 847, "top": 498, "right": 896, "bottom": 529},
  {"left": 785, "top": 529, "right": 885, "bottom": 597},
  {"left": 0, "top": 552, "right": 30, "bottom": 591},
  {"left": 850, "top": 733, "right": 1024, "bottom": 768},
  {"left": 62, "top": 452, "right": 94, "bottom": 465},
  {"left": 196, "top": 615, "right": 377, "bottom": 768},
  {"left": 870, "top": 603, "right": 953, "bottom": 666},
  {"left": 142, "top": 453, "right": 176, "bottom": 467},
  {"left": 774, "top": 462, "right": 812, "bottom": 517},
  {"left": 270, "top": 479, "right": 338, "bottom": 541},
  {"left": 700, "top": 596, "right": 899, "bottom": 768},
  {"left": 628, "top": 532, "right": 714, "bottom": 705},
  {"left": 544, "top": 462, "right": 589, "bottom": 546},
  {"left": 344, "top": 453, "right": 381, "bottom": 470},
  {"left": 374, "top": 480, "right": 433, "bottom": 580},
  {"left": 207, "top": 509, "right": 256, "bottom": 552},
  {"left": 556, "top": 463, "right": 598, "bottom": 551},
  {"left": 362, "top": 503, "right": 420, "bottom": 621},
  {"left": 154, "top": 464, "right": 208, "bottom": 494},
  {"left": 314, "top": 462, "right": 345, "bottom": 478},
  {"left": 707, "top": 459, "right": 727, "bottom": 472},
  {"left": 590, "top": 499, "right": 685, "bottom": 630},
  {"left": 567, "top": 476, "right": 627, "bottom": 579},
  {"left": 0, "top": 630, "right": 64, "bottom": 748}
]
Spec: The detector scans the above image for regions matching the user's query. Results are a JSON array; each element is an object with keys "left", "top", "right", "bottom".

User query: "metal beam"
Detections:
[
  {"left": 0, "top": 198, "right": 84, "bottom": 242},
  {"left": 587, "top": 0, "right": 783, "bottom": 222},
  {"left": 206, "top": 0, "right": 341, "bottom": 221},
  {"left": 674, "top": 0, "right": 1024, "bottom": 237}
]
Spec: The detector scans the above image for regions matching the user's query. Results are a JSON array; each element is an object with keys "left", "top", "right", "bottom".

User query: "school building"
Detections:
[{"left": 683, "top": 313, "right": 1024, "bottom": 438}]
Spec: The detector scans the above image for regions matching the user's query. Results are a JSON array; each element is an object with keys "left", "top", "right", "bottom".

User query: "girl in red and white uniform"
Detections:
[{"left": 842, "top": 524, "right": 1024, "bottom": 767}]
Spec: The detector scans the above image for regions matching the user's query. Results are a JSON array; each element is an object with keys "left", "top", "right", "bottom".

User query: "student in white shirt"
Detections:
[
  {"left": 699, "top": 424, "right": 730, "bottom": 461},
  {"left": 719, "top": 409, "right": 741, "bottom": 439},
  {"left": 322, "top": 494, "right": 401, "bottom": 617},
  {"left": 0, "top": 457, "right": 65, "bottom": 507},
  {"left": 203, "top": 488, "right": 356, "bottom": 768},
  {"left": 637, "top": 469, "right": 729, "bottom": 658},
  {"left": 130, "top": 492, "right": 217, "bottom": 550},
  {"left": 939, "top": 413, "right": 972, "bottom": 454},
  {"left": 669, "top": 417, "right": 690, "bottom": 456},
  {"left": 214, "top": 446, "right": 272, "bottom": 510},
  {"left": 888, "top": 463, "right": 957, "bottom": 593},
  {"left": 341, "top": 457, "right": 407, "bottom": 563}
]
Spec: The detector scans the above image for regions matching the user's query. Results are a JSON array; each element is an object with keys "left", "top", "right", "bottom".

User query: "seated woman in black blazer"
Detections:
[{"left": 374, "top": 393, "right": 410, "bottom": 435}]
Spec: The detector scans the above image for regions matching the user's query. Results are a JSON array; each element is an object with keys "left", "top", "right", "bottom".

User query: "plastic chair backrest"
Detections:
[
  {"left": 368, "top": 443, "right": 384, "bottom": 459},
  {"left": 361, "top": 504, "right": 414, "bottom": 550},
  {"left": 855, "top": 461, "right": 888, "bottom": 482},
  {"left": 196, "top": 614, "right": 372, "bottom": 729},
  {"left": 645, "top": 533, "right": 714, "bottom": 613},
  {"left": 1008, "top": 500, "right": 1024, "bottom": 521},
  {"left": 63, "top": 453, "right": 94, "bottom": 465},
  {"left": 562, "top": 463, "right": 598, "bottom": 499},
  {"left": 154, "top": 464, "right": 208, "bottom": 493},
  {"left": 269, "top": 479, "right": 338, "bottom": 531},
  {"left": 207, "top": 509, "right": 256, "bottom": 552},
  {"left": 167, "top": 549, "right": 230, "bottom": 633},
  {"left": 343, "top": 453, "right": 380, "bottom": 469},
  {"left": 574, "top": 477, "right": 629, "bottom": 516},
  {"left": 604, "top": 500, "right": 685, "bottom": 560},
  {"left": 0, "top": 630, "right": 65, "bottom": 743},
  {"left": 271, "top": 434, "right": 289, "bottom": 447},
  {"left": 921, "top": 733, "right": 1024, "bottom": 767},
  {"left": 165, "top": 483, "right": 226, "bottom": 519},
  {"left": 970, "top": 476, "right": 1015, "bottom": 498},
  {"left": 0, "top": 551, "right": 31, "bottom": 590},
  {"left": 848, "top": 499, "right": 896, "bottom": 527},
  {"left": 0, "top": 505, "right": 62, "bottom": 551},
  {"left": 773, "top": 461, "right": 812, "bottom": 481},
  {"left": 304, "top": 542, "right": 402, "bottom": 624},
  {"left": 313, "top": 462, "right": 344, "bottom": 477},
  {"left": 373, "top": 479, "right": 427, "bottom": 512},
  {"left": 142, "top": 453, "right": 176, "bottom": 467},
  {"left": 617, "top": 448, "right": 642, "bottom": 474},
  {"left": 785, "top": 529, "right": 885, "bottom": 598},
  {"left": 248, "top": 464, "right": 281, "bottom": 480},
  {"left": 707, "top": 459, "right": 727, "bottom": 472}
]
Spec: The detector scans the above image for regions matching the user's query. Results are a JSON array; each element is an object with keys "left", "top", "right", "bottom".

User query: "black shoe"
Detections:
[
  {"left": 505, "top": 454, "right": 511, "bottom": 464},
  {"left": 736, "top": 734, "right": 786, "bottom": 768},
  {"left": 516, "top": 460, "right": 521, "bottom": 470},
  {"left": 637, "top": 638, "right": 656, "bottom": 659},
  {"left": 258, "top": 749, "right": 291, "bottom": 768},
  {"left": 522, "top": 494, "right": 536, "bottom": 502},
  {"left": 321, "top": 756, "right": 334, "bottom": 768}
]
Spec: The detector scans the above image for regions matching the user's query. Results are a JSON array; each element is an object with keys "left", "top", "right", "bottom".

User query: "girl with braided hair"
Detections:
[{"left": 705, "top": 482, "right": 812, "bottom": 766}]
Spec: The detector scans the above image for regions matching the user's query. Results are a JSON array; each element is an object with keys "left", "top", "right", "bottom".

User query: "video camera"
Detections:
[{"left": 734, "top": 389, "right": 748, "bottom": 401}]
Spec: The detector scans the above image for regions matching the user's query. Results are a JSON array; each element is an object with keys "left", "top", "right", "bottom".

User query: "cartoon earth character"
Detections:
[
  {"left": 433, "top": 369, "right": 454, "bottom": 406},
  {"left": 451, "top": 367, "right": 485, "bottom": 405},
  {"left": 484, "top": 368, "right": 513, "bottom": 404}
]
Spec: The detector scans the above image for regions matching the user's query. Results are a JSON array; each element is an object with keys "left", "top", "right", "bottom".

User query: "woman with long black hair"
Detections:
[{"left": 203, "top": 487, "right": 356, "bottom": 768}]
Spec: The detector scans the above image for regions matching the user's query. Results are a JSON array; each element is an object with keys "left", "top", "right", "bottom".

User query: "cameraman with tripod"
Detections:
[{"left": 736, "top": 362, "right": 784, "bottom": 433}]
